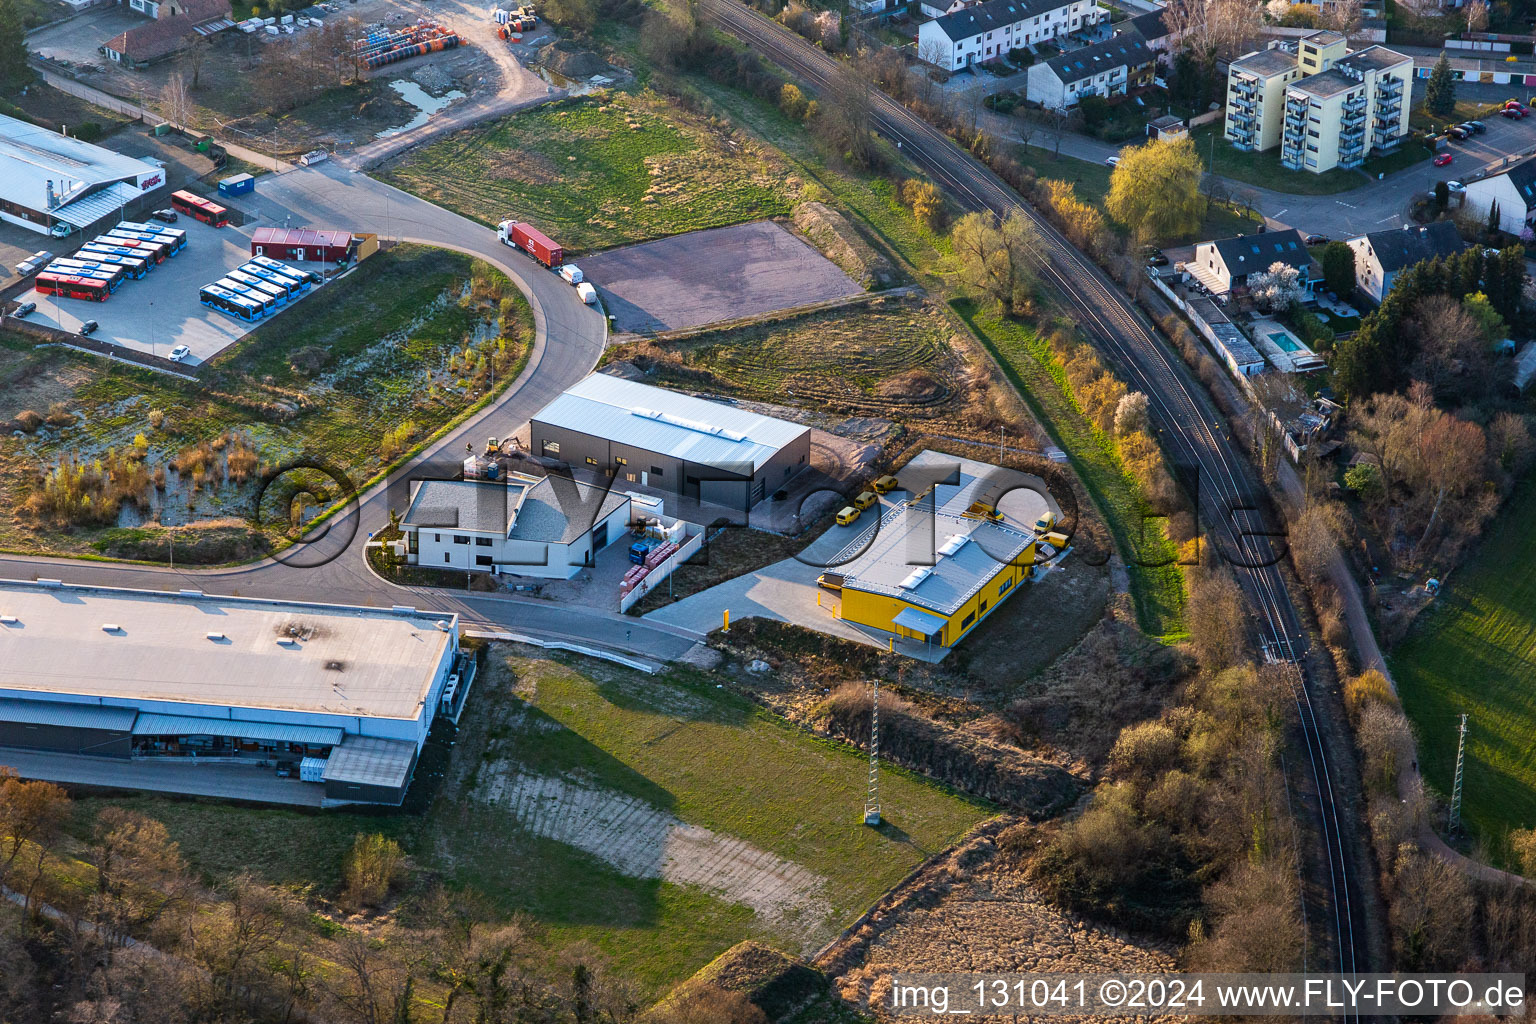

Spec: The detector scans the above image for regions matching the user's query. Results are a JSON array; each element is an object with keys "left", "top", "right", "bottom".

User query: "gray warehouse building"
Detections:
[
  {"left": 0, "top": 580, "right": 469, "bottom": 806},
  {"left": 530, "top": 373, "right": 812, "bottom": 509}
]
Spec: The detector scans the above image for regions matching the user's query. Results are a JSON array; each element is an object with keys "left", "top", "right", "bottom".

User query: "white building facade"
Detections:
[{"left": 917, "top": 0, "right": 1103, "bottom": 72}]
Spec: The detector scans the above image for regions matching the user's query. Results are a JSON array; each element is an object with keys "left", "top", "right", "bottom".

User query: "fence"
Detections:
[
  {"left": 0, "top": 315, "right": 199, "bottom": 380},
  {"left": 618, "top": 521, "right": 706, "bottom": 613}
]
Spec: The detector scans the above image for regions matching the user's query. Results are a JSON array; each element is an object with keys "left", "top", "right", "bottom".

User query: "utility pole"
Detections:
[
  {"left": 1449, "top": 713, "right": 1468, "bottom": 832},
  {"left": 864, "top": 675, "right": 882, "bottom": 827}
]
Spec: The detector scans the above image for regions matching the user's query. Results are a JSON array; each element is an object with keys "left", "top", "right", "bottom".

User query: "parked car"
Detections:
[
  {"left": 836, "top": 506, "right": 861, "bottom": 527},
  {"left": 1105, "top": 156, "right": 1121, "bottom": 167},
  {"left": 79, "top": 319, "right": 98, "bottom": 336},
  {"left": 1146, "top": 252, "right": 1169, "bottom": 266},
  {"left": 1304, "top": 233, "right": 1330, "bottom": 245},
  {"left": 168, "top": 344, "right": 191, "bottom": 362},
  {"left": 49, "top": 223, "right": 72, "bottom": 238},
  {"left": 13, "top": 301, "right": 36, "bottom": 317},
  {"left": 1446, "top": 126, "right": 1469, "bottom": 140},
  {"left": 150, "top": 208, "right": 178, "bottom": 223},
  {"left": 1502, "top": 106, "right": 1528, "bottom": 119},
  {"left": 1434, "top": 152, "right": 1454, "bottom": 166},
  {"left": 1466, "top": 120, "right": 1488, "bottom": 134},
  {"left": 1447, "top": 180, "right": 1466, "bottom": 193}
]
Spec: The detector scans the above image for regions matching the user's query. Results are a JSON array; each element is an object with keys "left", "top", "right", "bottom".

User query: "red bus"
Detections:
[
  {"left": 169, "top": 189, "right": 230, "bottom": 228},
  {"left": 34, "top": 271, "right": 110, "bottom": 302}
]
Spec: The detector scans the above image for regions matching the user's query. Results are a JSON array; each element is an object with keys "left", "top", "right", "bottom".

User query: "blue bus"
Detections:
[
  {"left": 68, "top": 249, "right": 148, "bottom": 278},
  {"left": 211, "top": 277, "right": 276, "bottom": 316},
  {"left": 200, "top": 284, "right": 265, "bottom": 321},
  {"left": 237, "top": 261, "right": 307, "bottom": 297},
  {"left": 45, "top": 259, "right": 127, "bottom": 291},
  {"left": 115, "top": 221, "right": 188, "bottom": 251},
  {"left": 100, "top": 231, "right": 174, "bottom": 261},
  {"left": 249, "top": 254, "right": 322, "bottom": 285},
  {"left": 79, "top": 244, "right": 154, "bottom": 273},
  {"left": 225, "top": 269, "right": 288, "bottom": 306}
]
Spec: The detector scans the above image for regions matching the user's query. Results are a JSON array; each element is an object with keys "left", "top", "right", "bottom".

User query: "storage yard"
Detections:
[{"left": 14, "top": 212, "right": 332, "bottom": 366}]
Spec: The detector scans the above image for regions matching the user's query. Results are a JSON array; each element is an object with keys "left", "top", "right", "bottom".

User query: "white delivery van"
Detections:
[
  {"left": 558, "top": 264, "right": 583, "bottom": 285},
  {"left": 576, "top": 282, "right": 597, "bottom": 304}
]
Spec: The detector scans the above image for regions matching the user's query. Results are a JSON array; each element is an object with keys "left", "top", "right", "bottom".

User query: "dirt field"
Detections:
[{"left": 581, "top": 221, "right": 862, "bottom": 334}]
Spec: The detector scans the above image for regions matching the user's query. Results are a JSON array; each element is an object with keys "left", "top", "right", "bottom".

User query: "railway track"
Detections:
[{"left": 700, "top": 0, "right": 1366, "bottom": 994}]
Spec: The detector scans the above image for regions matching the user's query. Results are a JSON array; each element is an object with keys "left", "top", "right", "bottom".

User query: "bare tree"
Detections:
[
  {"left": 0, "top": 771, "right": 70, "bottom": 915},
  {"left": 159, "top": 71, "right": 191, "bottom": 129},
  {"left": 1463, "top": 0, "right": 1489, "bottom": 34},
  {"left": 1324, "top": 0, "right": 1364, "bottom": 37},
  {"left": 180, "top": 33, "right": 208, "bottom": 90}
]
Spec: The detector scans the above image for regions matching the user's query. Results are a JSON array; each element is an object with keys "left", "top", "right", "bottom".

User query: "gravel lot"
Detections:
[{"left": 580, "top": 220, "right": 862, "bottom": 334}]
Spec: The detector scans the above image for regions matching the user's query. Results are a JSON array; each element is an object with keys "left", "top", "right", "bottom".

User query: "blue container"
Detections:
[{"left": 217, "top": 173, "right": 255, "bottom": 197}]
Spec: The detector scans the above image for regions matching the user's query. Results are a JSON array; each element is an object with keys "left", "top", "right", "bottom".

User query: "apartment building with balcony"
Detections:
[
  {"left": 917, "top": 0, "right": 1103, "bottom": 72},
  {"left": 1225, "top": 31, "right": 1411, "bottom": 174}
]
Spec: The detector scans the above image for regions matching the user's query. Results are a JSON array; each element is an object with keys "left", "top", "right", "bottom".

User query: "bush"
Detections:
[
  {"left": 44, "top": 402, "right": 75, "bottom": 427},
  {"left": 1344, "top": 670, "right": 1396, "bottom": 718},
  {"left": 288, "top": 344, "right": 329, "bottom": 375},
  {"left": 341, "top": 833, "right": 406, "bottom": 910},
  {"left": 1077, "top": 94, "right": 1111, "bottom": 128},
  {"left": 14, "top": 410, "right": 41, "bottom": 432}
]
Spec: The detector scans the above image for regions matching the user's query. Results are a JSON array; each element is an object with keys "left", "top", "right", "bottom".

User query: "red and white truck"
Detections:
[{"left": 497, "top": 220, "right": 563, "bottom": 268}]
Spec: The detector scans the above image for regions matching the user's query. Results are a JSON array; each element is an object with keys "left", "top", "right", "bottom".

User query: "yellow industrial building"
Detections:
[{"left": 823, "top": 504, "right": 1040, "bottom": 648}]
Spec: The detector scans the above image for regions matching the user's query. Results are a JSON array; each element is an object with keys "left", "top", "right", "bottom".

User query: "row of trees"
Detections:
[
  {"left": 0, "top": 0, "right": 27, "bottom": 93},
  {"left": 1333, "top": 245, "right": 1526, "bottom": 403}
]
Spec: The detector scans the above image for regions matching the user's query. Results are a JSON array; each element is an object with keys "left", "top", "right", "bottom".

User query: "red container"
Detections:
[{"left": 509, "top": 222, "right": 563, "bottom": 267}]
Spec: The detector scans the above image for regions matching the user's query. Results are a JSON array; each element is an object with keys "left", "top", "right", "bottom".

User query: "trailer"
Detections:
[
  {"left": 497, "top": 220, "right": 562, "bottom": 268},
  {"left": 218, "top": 173, "right": 256, "bottom": 197}
]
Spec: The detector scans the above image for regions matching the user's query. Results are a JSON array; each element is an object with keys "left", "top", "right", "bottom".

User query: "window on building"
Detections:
[
  {"left": 651, "top": 466, "right": 663, "bottom": 476},
  {"left": 453, "top": 535, "right": 470, "bottom": 545},
  {"left": 475, "top": 555, "right": 494, "bottom": 566},
  {"left": 615, "top": 456, "right": 627, "bottom": 466},
  {"left": 960, "top": 610, "right": 976, "bottom": 630},
  {"left": 444, "top": 552, "right": 451, "bottom": 563},
  {"left": 542, "top": 440, "right": 559, "bottom": 455},
  {"left": 999, "top": 577, "right": 1013, "bottom": 596},
  {"left": 979, "top": 598, "right": 988, "bottom": 614},
  {"left": 434, "top": 533, "right": 441, "bottom": 542},
  {"left": 586, "top": 457, "right": 598, "bottom": 465},
  {"left": 475, "top": 537, "right": 492, "bottom": 546}
]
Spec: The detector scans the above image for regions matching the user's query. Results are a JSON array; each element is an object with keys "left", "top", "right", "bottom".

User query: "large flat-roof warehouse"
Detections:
[
  {"left": 0, "top": 114, "right": 166, "bottom": 236},
  {"left": 530, "top": 373, "right": 812, "bottom": 509},
  {"left": 0, "top": 580, "right": 467, "bottom": 805}
]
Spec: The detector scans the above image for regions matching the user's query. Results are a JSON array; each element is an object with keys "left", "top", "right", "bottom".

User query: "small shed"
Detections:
[
  {"left": 250, "top": 226, "right": 358, "bottom": 264},
  {"left": 217, "top": 172, "right": 255, "bottom": 196},
  {"left": 1147, "top": 114, "right": 1188, "bottom": 141}
]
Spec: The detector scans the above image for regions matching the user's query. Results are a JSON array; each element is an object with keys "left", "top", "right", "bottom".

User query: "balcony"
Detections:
[
  {"left": 1376, "top": 76, "right": 1403, "bottom": 98},
  {"left": 1281, "top": 148, "right": 1305, "bottom": 170}
]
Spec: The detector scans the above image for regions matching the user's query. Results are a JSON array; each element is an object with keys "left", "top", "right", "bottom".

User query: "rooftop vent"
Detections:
[
  {"left": 898, "top": 567, "right": 933, "bottom": 590},
  {"left": 937, "top": 534, "right": 970, "bottom": 557},
  {"left": 630, "top": 407, "right": 747, "bottom": 443},
  {"left": 435, "top": 620, "right": 451, "bottom": 632},
  {"left": 206, "top": 632, "right": 226, "bottom": 641},
  {"left": 102, "top": 624, "right": 121, "bottom": 633}
]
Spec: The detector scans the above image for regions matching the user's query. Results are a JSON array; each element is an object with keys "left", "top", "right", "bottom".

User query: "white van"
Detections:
[
  {"left": 558, "top": 264, "right": 583, "bottom": 285},
  {"left": 576, "top": 282, "right": 597, "bottom": 304}
]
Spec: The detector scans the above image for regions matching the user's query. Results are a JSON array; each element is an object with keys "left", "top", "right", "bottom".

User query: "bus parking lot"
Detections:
[{"left": 14, "top": 217, "right": 325, "bottom": 366}]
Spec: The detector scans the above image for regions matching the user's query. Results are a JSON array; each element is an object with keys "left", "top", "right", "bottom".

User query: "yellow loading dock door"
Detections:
[{"left": 892, "top": 605, "right": 949, "bottom": 645}]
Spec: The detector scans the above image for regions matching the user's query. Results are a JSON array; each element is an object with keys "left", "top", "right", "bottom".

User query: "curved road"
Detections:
[
  {"left": 698, "top": 0, "right": 1372, "bottom": 983},
  {"left": 0, "top": 162, "right": 703, "bottom": 662}
]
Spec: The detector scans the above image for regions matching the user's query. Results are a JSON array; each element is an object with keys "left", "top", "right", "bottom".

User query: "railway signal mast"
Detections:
[{"left": 1449, "top": 713, "right": 1469, "bottom": 832}]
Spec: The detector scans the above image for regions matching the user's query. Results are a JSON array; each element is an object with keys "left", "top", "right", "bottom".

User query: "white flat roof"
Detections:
[
  {"left": 0, "top": 115, "right": 159, "bottom": 214},
  {"left": 532, "top": 373, "right": 809, "bottom": 472},
  {"left": 0, "top": 581, "right": 454, "bottom": 722}
]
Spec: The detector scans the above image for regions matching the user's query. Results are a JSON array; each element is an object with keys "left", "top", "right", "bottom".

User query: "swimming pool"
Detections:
[{"left": 1269, "top": 331, "right": 1303, "bottom": 353}]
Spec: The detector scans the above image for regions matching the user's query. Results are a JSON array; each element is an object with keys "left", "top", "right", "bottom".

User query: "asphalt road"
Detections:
[
  {"left": 698, "top": 0, "right": 1372, "bottom": 981},
  {"left": 0, "top": 162, "right": 704, "bottom": 663}
]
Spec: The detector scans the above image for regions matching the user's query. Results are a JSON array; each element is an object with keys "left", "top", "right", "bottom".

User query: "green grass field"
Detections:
[
  {"left": 1192, "top": 126, "right": 1369, "bottom": 196},
  {"left": 378, "top": 89, "right": 801, "bottom": 254},
  {"left": 73, "top": 649, "right": 990, "bottom": 995},
  {"left": 1392, "top": 479, "right": 1536, "bottom": 847}
]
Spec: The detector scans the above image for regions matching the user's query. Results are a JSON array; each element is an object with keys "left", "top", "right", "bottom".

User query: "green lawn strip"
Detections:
[
  {"left": 1390, "top": 477, "right": 1536, "bottom": 850},
  {"left": 953, "top": 300, "right": 1186, "bottom": 640},
  {"left": 377, "top": 90, "right": 798, "bottom": 254},
  {"left": 513, "top": 657, "right": 991, "bottom": 912},
  {"left": 1191, "top": 125, "right": 1368, "bottom": 196}
]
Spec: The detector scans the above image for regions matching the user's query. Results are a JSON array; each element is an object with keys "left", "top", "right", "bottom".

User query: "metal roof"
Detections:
[
  {"left": 532, "top": 373, "right": 809, "bottom": 473},
  {"left": 323, "top": 736, "right": 416, "bottom": 788},
  {"left": 0, "top": 697, "right": 137, "bottom": 732},
  {"left": 509, "top": 476, "right": 631, "bottom": 544},
  {"left": 251, "top": 227, "right": 355, "bottom": 250},
  {"left": 0, "top": 580, "right": 454, "bottom": 722},
  {"left": 892, "top": 605, "right": 949, "bottom": 635},
  {"left": 402, "top": 473, "right": 630, "bottom": 543},
  {"left": 0, "top": 115, "right": 159, "bottom": 216},
  {"left": 832, "top": 504, "right": 1035, "bottom": 617},
  {"left": 52, "top": 182, "right": 146, "bottom": 229},
  {"left": 132, "top": 714, "right": 343, "bottom": 746}
]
